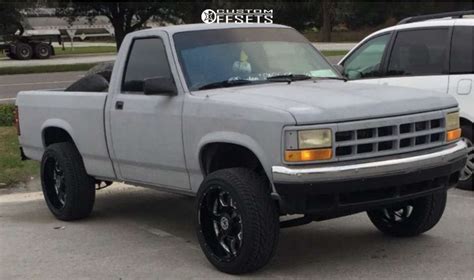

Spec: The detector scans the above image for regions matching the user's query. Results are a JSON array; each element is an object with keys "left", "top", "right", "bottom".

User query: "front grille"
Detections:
[{"left": 334, "top": 112, "right": 446, "bottom": 161}]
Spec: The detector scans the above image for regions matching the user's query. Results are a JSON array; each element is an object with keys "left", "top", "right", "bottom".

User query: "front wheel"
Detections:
[
  {"left": 195, "top": 168, "right": 279, "bottom": 274},
  {"left": 367, "top": 191, "right": 447, "bottom": 237},
  {"left": 41, "top": 142, "right": 96, "bottom": 221}
]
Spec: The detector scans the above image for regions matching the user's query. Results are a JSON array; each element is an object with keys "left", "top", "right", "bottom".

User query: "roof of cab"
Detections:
[{"left": 131, "top": 23, "right": 292, "bottom": 36}]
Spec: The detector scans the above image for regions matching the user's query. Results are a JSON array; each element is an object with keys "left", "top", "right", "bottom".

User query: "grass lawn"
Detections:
[
  {"left": 0, "top": 63, "right": 99, "bottom": 75},
  {"left": 0, "top": 46, "right": 116, "bottom": 58},
  {"left": 0, "top": 126, "right": 39, "bottom": 188},
  {"left": 53, "top": 46, "right": 117, "bottom": 56},
  {"left": 321, "top": 50, "right": 348, "bottom": 57}
]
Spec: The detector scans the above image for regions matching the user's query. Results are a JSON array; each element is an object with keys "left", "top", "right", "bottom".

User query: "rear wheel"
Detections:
[
  {"left": 367, "top": 191, "right": 447, "bottom": 237},
  {"left": 15, "top": 42, "right": 33, "bottom": 60},
  {"left": 458, "top": 124, "right": 473, "bottom": 190},
  {"left": 33, "top": 43, "right": 52, "bottom": 59},
  {"left": 196, "top": 168, "right": 279, "bottom": 274},
  {"left": 41, "top": 142, "right": 95, "bottom": 221}
]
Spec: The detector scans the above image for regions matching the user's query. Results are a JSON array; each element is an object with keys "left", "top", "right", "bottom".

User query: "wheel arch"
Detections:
[
  {"left": 197, "top": 132, "right": 272, "bottom": 185},
  {"left": 41, "top": 119, "right": 77, "bottom": 148},
  {"left": 460, "top": 116, "right": 472, "bottom": 132}
]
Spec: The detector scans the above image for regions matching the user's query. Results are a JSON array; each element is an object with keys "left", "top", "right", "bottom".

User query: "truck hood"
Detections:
[{"left": 201, "top": 80, "right": 457, "bottom": 125}]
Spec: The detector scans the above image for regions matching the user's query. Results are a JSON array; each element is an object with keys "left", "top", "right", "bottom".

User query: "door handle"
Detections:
[{"left": 115, "top": 101, "right": 124, "bottom": 110}]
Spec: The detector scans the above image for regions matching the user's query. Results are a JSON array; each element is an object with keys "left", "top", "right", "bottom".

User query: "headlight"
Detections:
[
  {"left": 446, "top": 112, "right": 460, "bottom": 131},
  {"left": 284, "top": 129, "right": 333, "bottom": 162},
  {"left": 298, "top": 129, "right": 332, "bottom": 149},
  {"left": 446, "top": 112, "right": 461, "bottom": 142}
]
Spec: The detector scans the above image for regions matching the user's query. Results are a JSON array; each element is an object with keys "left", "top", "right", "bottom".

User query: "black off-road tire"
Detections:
[
  {"left": 196, "top": 168, "right": 279, "bottom": 274},
  {"left": 15, "top": 42, "right": 33, "bottom": 60},
  {"left": 65, "top": 74, "right": 109, "bottom": 92},
  {"left": 41, "top": 142, "right": 95, "bottom": 221},
  {"left": 457, "top": 124, "right": 473, "bottom": 190},
  {"left": 33, "top": 43, "right": 52, "bottom": 59},
  {"left": 367, "top": 191, "right": 447, "bottom": 237}
]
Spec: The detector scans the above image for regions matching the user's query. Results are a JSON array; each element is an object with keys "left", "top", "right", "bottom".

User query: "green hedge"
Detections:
[{"left": 0, "top": 104, "right": 15, "bottom": 126}]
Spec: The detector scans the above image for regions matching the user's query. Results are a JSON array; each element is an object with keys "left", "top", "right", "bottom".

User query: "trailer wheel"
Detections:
[
  {"left": 15, "top": 42, "right": 33, "bottom": 60},
  {"left": 34, "top": 43, "right": 52, "bottom": 59}
]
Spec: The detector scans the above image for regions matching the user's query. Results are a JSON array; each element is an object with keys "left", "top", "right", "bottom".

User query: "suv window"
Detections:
[
  {"left": 450, "top": 26, "right": 473, "bottom": 74},
  {"left": 122, "top": 37, "right": 172, "bottom": 93},
  {"left": 387, "top": 28, "right": 449, "bottom": 76},
  {"left": 343, "top": 34, "right": 390, "bottom": 80}
]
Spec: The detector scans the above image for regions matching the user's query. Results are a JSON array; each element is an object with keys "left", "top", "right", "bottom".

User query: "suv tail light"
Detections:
[{"left": 14, "top": 106, "right": 20, "bottom": 135}]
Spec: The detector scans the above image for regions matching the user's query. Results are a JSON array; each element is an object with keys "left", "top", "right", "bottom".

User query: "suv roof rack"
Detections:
[{"left": 397, "top": 10, "right": 474, "bottom": 25}]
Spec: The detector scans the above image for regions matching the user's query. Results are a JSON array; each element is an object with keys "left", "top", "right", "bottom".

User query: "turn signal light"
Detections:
[
  {"left": 446, "top": 128, "right": 461, "bottom": 142},
  {"left": 285, "top": 148, "right": 333, "bottom": 162}
]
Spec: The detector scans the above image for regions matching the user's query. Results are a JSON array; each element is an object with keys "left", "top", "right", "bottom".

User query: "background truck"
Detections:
[
  {"left": 15, "top": 24, "right": 467, "bottom": 274},
  {"left": 0, "top": 21, "right": 60, "bottom": 60}
]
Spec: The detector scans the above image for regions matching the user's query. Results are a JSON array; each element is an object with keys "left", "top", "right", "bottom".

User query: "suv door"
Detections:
[
  {"left": 340, "top": 33, "right": 391, "bottom": 84},
  {"left": 448, "top": 24, "right": 474, "bottom": 123},
  {"left": 377, "top": 27, "right": 451, "bottom": 93},
  {"left": 108, "top": 35, "right": 189, "bottom": 190}
]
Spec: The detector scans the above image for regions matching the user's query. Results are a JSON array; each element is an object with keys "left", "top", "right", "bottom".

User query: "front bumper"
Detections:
[{"left": 272, "top": 141, "right": 467, "bottom": 217}]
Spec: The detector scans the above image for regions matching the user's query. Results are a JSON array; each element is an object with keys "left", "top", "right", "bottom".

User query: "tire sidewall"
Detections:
[
  {"left": 34, "top": 43, "right": 51, "bottom": 59},
  {"left": 196, "top": 176, "right": 255, "bottom": 271},
  {"left": 196, "top": 170, "right": 278, "bottom": 274},
  {"left": 40, "top": 143, "right": 94, "bottom": 220},
  {"left": 41, "top": 146, "right": 72, "bottom": 218},
  {"left": 16, "top": 43, "right": 32, "bottom": 60}
]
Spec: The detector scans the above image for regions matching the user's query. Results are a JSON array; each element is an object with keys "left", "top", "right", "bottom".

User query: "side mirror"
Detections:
[
  {"left": 144, "top": 77, "right": 177, "bottom": 96},
  {"left": 332, "top": 64, "right": 345, "bottom": 75}
]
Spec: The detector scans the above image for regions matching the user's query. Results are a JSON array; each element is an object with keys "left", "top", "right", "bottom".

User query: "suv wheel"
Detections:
[
  {"left": 458, "top": 124, "right": 473, "bottom": 190},
  {"left": 367, "top": 191, "right": 447, "bottom": 237},
  {"left": 41, "top": 142, "right": 95, "bottom": 221},
  {"left": 196, "top": 168, "right": 279, "bottom": 274}
]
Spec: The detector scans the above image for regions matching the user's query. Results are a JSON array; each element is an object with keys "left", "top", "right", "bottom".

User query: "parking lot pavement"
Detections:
[{"left": 0, "top": 184, "right": 472, "bottom": 279}]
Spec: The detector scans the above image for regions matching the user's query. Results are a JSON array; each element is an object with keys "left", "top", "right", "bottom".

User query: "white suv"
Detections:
[{"left": 339, "top": 11, "right": 473, "bottom": 190}]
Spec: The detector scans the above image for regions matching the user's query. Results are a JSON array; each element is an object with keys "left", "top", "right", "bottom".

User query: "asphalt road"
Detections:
[
  {"left": 0, "top": 184, "right": 472, "bottom": 279},
  {"left": 0, "top": 71, "right": 84, "bottom": 102}
]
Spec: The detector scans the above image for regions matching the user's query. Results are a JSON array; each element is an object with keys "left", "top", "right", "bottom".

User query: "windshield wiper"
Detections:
[
  {"left": 198, "top": 79, "right": 254, "bottom": 90},
  {"left": 313, "top": 76, "right": 348, "bottom": 82},
  {"left": 266, "top": 74, "right": 312, "bottom": 82}
]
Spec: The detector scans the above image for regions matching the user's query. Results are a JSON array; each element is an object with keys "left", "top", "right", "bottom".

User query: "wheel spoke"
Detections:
[
  {"left": 229, "top": 237, "right": 238, "bottom": 256},
  {"left": 219, "top": 191, "right": 229, "bottom": 207},
  {"left": 217, "top": 232, "right": 231, "bottom": 254}
]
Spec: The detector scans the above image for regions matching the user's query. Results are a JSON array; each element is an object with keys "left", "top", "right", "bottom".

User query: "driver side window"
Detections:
[{"left": 343, "top": 34, "right": 390, "bottom": 80}]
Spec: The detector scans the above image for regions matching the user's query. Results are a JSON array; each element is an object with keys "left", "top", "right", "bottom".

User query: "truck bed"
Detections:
[{"left": 16, "top": 90, "right": 116, "bottom": 179}]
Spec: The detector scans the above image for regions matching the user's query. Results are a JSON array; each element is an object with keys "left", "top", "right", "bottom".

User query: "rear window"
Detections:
[
  {"left": 387, "top": 28, "right": 449, "bottom": 76},
  {"left": 450, "top": 26, "right": 474, "bottom": 74}
]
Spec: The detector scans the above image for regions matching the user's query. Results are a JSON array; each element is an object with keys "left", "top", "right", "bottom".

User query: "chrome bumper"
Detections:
[{"left": 272, "top": 141, "right": 467, "bottom": 184}]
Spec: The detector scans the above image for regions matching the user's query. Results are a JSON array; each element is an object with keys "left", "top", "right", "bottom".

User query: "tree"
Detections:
[
  {"left": 320, "top": 0, "right": 335, "bottom": 42},
  {"left": 0, "top": 0, "right": 29, "bottom": 37},
  {"left": 55, "top": 1, "right": 180, "bottom": 48}
]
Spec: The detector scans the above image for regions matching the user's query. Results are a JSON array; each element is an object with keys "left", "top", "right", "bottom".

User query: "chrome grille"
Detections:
[{"left": 334, "top": 112, "right": 446, "bottom": 161}]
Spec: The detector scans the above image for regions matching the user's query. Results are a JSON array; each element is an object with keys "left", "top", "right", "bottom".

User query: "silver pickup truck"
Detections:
[{"left": 15, "top": 24, "right": 468, "bottom": 274}]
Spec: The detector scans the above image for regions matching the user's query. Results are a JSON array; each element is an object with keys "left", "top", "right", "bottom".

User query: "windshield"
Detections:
[{"left": 173, "top": 28, "right": 339, "bottom": 91}]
